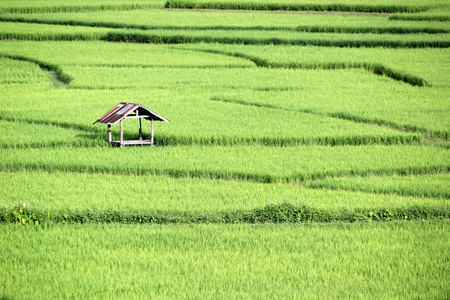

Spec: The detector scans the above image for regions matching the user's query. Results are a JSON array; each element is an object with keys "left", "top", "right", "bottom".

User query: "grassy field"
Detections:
[{"left": 0, "top": 0, "right": 449, "bottom": 298}]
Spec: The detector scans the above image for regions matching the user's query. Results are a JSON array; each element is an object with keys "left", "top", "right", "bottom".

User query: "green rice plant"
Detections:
[
  {"left": 59, "top": 64, "right": 419, "bottom": 90},
  {"left": 0, "top": 56, "right": 52, "bottom": 86},
  {"left": 0, "top": 41, "right": 254, "bottom": 68},
  {"left": 0, "top": 21, "right": 111, "bottom": 41},
  {"left": 102, "top": 29, "right": 450, "bottom": 48},
  {"left": 38, "top": 102, "right": 432, "bottom": 146},
  {"left": 2, "top": 10, "right": 450, "bottom": 34},
  {"left": 1, "top": 99, "right": 421, "bottom": 147},
  {"left": 164, "top": 0, "right": 447, "bottom": 13},
  {"left": 307, "top": 173, "right": 450, "bottom": 198},
  {"left": 176, "top": 44, "right": 448, "bottom": 138},
  {"left": 1, "top": 45, "right": 447, "bottom": 141},
  {"left": 176, "top": 44, "right": 450, "bottom": 86},
  {"left": 3, "top": 41, "right": 445, "bottom": 83},
  {"left": 0, "top": 222, "right": 448, "bottom": 298},
  {"left": 1, "top": 146, "right": 448, "bottom": 183},
  {"left": 0, "top": 73, "right": 422, "bottom": 147},
  {"left": 0, "top": 55, "right": 446, "bottom": 141},
  {"left": 211, "top": 87, "right": 450, "bottom": 139},
  {"left": 390, "top": 7, "right": 450, "bottom": 22},
  {"left": 2, "top": 21, "right": 449, "bottom": 48},
  {"left": 0, "top": 170, "right": 447, "bottom": 224},
  {"left": 0, "top": 5, "right": 448, "bottom": 295},
  {"left": 0, "top": 120, "right": 107, "bottom": 148},
  {"left": 0, "top": 0, "right": 163, "bottom": 14},
  {"left": 0, "top": 54, "right": 72, "bottom": 87},
  {"left": 0, "top": 62, "right": 433, "bottom": 146},
  {"left": 163, "top": 46, "right": 448, "bottom": 138},
  {"left": 2, "top": 41, "right": 447, "bottom": 88}
]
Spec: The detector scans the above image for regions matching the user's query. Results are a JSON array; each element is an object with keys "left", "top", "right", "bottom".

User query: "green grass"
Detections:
[
  {"left": 3, "top": 10, "right": 450, "bottom": 34},
  {"left": 307, "top": 173, "right": 450, "bottom": 198},
  {"left": 0, "top": 222, "right": 448, "bottom": 298}
]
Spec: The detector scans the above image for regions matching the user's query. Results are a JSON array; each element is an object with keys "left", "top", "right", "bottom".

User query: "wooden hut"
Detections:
[{"left": 93, "top": 102, "right": 169, "bottom": 147}]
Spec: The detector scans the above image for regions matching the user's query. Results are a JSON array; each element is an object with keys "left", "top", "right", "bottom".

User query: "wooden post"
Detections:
[
  {"left": 120, "top": 119, "right": 123, "bottom": 147},
  {"left": 151, "top": 119, "right": 154, "bottom": 145},
  {"left": 139, "top": 118, "right": 142, "bottom": 141},
  {"left": 108, "top": 124, "right": 112, "bottom": 143}
]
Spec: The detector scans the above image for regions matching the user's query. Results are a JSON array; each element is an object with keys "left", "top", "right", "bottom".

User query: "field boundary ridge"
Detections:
[{"left": 1, "top": 202, "right": 448, "bottom": 225}]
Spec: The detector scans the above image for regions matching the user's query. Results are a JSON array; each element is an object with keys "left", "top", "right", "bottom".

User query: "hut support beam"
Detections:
[
  {"left": 139, "top": 118, "right": 142, "bottom": 141},
  {"left": 108, "top": 124, "right": 112, "bottom": 143},
  {"left": 120, "top": 119, "right": 123, "bottom": 147},
  {"left": 151, "top": 119, "right": 154, "bottom": 145}
]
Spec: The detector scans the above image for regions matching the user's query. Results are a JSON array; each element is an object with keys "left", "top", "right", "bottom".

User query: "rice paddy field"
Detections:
[{"left": 0, "top": 0, "right": 449, "bottom": 298}]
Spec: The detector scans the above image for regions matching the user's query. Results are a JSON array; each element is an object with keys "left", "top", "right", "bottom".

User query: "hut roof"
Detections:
[{"left": 93, "top": 102, "right": 169, "bottom": 125}]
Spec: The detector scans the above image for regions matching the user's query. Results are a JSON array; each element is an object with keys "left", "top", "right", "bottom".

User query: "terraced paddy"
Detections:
[{"left": 0, "top": 0, "right": 449, "bottom": 298}]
